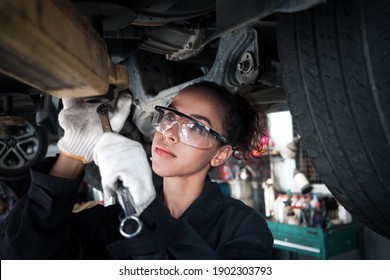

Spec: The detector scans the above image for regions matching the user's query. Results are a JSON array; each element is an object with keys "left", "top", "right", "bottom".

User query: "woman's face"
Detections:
[{"left": 151, "top": 87, "right": 229, "bottom": 178}]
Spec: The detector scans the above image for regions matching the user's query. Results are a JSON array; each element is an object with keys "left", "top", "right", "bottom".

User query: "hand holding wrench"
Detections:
[{"left": 96, "top": 103, "right": 143, "bottom": 238}]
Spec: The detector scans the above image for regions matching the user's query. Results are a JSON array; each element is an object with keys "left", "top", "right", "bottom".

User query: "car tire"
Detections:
[
  {"left": 277, "top": 0, "right": 390, "bottom": 238},
  {"left": 0, "top": 116, "right": 48, "bottom": 180}
]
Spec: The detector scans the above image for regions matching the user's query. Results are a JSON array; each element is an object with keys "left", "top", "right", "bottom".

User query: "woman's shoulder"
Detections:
[{"left": 217, "top": 194, "right": 272, "bottom": 240}]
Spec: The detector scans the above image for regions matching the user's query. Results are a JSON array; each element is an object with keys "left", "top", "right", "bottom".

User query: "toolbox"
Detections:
[{"left": 267, "top": 220, "right": 365, "bottom": 259}]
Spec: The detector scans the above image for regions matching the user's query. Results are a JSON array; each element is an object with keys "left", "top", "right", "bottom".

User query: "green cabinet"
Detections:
[{"left": 267, "top": 221, "right": 365, "bottom": 259}]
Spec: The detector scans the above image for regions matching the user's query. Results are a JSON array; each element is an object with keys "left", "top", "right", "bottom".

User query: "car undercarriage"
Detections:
[{"left": 0, "top": 0, "right": 389, "bottom": 239}]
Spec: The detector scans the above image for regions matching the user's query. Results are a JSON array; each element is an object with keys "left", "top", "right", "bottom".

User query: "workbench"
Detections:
[{"left": 267, "top": 220, "right": 365, "bottom": 259}]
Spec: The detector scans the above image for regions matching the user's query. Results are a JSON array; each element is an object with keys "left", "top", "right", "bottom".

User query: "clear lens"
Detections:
[{"left": 152, "top": 108, "right": 216, "bottom": 149}]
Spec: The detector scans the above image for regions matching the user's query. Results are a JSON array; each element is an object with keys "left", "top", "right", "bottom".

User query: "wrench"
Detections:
[
  {"left": 96, "top": 103, "right": 113, "bottom": 133},
  {"left": 96, "top": 103, "right": 143, "bottom": 238}
]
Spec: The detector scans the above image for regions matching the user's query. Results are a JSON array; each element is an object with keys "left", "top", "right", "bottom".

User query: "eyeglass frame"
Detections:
[{"left": 153, "top": 105, "right": 228, "bottom": 146}]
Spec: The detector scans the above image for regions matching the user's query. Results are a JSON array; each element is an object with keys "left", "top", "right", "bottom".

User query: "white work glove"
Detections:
[
  {"left": 57, "top": 94, "right": 132, "bottom": 163},
  {"left": 93, "top": 132, "right": 156, "bottom": 214}
]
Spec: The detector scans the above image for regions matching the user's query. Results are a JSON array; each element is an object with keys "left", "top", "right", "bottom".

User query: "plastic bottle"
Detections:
[
  {"left": 281, "top": 194, "right": 290, "bottom": 223},
  {"left": 306, "top": 195, "right": 313, "bottom": 207},
  {"left": 294, "top": 194, "right": 306, "bottom": 221},
  {"left": 310, "top": 193, "right": 319, "bottom": 208},
  {"left": 286, "top": 207, "right": 300, "bottom": 225},
  {"left": 262, "top": 179, "right": 275, "bottom": 218},
  {"left": 291, "top": 193, "right": 298, "bottom": 207},
  {"left": 272, "top": 194, "right": 283, "bottom": 222},
  {"left": 312, "top": 201, "right": 324, "bottom": 228}
]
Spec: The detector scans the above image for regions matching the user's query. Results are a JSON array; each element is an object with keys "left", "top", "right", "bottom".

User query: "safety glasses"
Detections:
[{"left": 152, "top": 106, "right": 227, "bottom": 149}]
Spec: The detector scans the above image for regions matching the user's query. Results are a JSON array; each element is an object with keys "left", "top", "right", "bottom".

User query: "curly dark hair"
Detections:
[{"left": 182, "top": 81, "right": 269, "bottom": 159}]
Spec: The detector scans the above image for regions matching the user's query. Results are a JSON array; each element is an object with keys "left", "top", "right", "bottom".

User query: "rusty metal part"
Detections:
[
  {"left": 0, "top": 115, "right": 25, "bottom": 127},
  {"left": 0, "top": 115, "right": 26, "bottom": 136}
]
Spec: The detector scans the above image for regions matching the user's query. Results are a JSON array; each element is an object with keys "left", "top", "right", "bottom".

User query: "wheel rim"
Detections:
[{"left": 0, "top": 122, "right": 39, "bottom": 169}]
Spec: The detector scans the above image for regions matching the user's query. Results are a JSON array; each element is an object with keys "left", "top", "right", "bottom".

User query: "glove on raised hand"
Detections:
[
  {"left": 57, "top": 94, "right": 132, "bottom": 163},
  {"left": 93, "top": 132, "right": 156, "bottom": 214}
]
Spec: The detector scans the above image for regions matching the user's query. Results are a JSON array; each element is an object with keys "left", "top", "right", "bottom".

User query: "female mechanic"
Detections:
[{"left": 0, "top": 81, "right": 273, "bottom": 259}]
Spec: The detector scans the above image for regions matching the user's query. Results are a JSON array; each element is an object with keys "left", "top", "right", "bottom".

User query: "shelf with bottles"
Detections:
[
  {"left": 265, "top": 184, "right": 364, "bottom": 259},
  {"left": 267, "top": 191, "right": 353, "bottom": 230}
]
